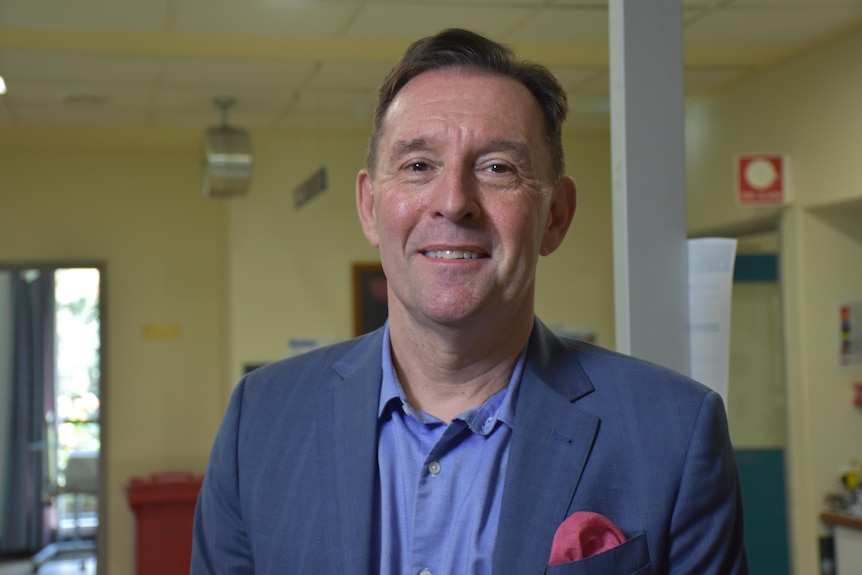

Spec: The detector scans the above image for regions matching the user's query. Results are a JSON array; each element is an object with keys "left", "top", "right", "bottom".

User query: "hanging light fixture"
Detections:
[{"left": 200, "top": 96, "right": 253, "bottom": 198}]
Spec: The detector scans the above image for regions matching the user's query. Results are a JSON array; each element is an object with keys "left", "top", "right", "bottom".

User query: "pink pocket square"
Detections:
[{"left": 548, "top": 511, "right": 626, "bottom": 566}]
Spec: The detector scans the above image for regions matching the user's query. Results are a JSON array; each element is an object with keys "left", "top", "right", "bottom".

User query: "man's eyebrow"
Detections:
[
  {"left": 389, "top": 138, "right": 431, "bottom": 159},
  {"left": 388, "top": 138, "right": 530, "bottom": 158},
  {"left": 486, "top": 139, "right": 531, "bottom": 158}
]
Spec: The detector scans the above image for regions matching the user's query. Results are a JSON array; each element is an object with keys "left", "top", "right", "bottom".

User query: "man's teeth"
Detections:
[{"left": 425, "top": 250, "right": 482, "bottom": 260}]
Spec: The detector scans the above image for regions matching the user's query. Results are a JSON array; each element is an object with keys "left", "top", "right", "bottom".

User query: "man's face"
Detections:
[{"left": 356, "top": 67, "right": 575, "bottom": 331}]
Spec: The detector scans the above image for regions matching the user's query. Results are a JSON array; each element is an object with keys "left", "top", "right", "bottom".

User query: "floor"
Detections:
[{"left": 0, "top": 556, "right": 96, "bottom": 575}]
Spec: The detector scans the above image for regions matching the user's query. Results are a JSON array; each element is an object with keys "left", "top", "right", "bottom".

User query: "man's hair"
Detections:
[{"left": 366, "top": 28, "right": 569, "bottom": 182}]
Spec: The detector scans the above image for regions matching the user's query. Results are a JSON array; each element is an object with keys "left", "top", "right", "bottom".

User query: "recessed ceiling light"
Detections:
[{"left": 0, "top": 76, "right": 6, "bottom": 95}]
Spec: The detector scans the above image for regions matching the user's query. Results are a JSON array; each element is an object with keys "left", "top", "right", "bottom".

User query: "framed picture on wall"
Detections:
[{"left": 353, "top": 263, "right": 388, "bottom": 336}]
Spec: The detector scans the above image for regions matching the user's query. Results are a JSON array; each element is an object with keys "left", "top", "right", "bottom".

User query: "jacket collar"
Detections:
[{"left": 493, "top": 319, "right": 601, "bottom": 574}]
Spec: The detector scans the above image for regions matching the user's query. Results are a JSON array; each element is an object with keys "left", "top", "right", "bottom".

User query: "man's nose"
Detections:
[{"left": 431, "top": 164, "right": 481, "bottom": 222}]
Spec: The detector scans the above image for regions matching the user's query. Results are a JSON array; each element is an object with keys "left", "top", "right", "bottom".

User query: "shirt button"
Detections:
[
  {"left": 420, "top": 569, "right": 431, "bottom": 575},
  {"left": 427, "top": 460, "right": 441, "bottom": 476}
]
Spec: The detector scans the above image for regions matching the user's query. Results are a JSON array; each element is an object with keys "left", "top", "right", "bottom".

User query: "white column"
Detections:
[{"left": 609, "top": 0, "right": 690, "bottom": 375}]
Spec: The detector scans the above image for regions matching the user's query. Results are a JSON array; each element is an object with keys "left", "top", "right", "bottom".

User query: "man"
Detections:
[{"left": 192, "top": 28, "right": 748, "bottom": 574}]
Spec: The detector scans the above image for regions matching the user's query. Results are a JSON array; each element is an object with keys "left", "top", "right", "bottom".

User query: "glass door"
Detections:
[
  {"left": 0, "top": 265, "right": 102, "bottom": 573},
  {"left": 53, "top": 268, "right": 101, "bottom": 550}
]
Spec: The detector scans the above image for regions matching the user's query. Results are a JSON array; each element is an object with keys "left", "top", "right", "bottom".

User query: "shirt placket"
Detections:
[{"left": 409, "top": 421, "right": 470, "bottom": 575}]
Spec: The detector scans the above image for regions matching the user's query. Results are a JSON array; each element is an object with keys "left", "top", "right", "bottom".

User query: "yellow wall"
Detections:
[
  {"left": 0, "top": 135, "right": 226, "bottom": 574},
  {"left": 226, "top": 129, "right": 376, "bottom": 386},
  {"left": 685, "top": 24, "right": 862, "bottom": 573}
]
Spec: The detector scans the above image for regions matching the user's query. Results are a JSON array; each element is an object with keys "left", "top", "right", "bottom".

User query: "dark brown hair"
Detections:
[{"left": 366, "top": 28, "right": 569, "bottom": 181}]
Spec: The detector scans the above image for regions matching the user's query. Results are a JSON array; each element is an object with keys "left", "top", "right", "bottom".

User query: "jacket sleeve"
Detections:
[
  {"left": 668, "top": 390, "right": 749, "bottom": 574},
  {"left": 191, "top": 378, "right": 255, "bottom": 574}
]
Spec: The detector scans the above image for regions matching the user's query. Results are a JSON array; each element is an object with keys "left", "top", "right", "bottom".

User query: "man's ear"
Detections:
[
  {"left": 356, "top": 169, "right": 380, "bottom": 247},
  {"left": 540, "top": 176, "right": 577, "bottom": 256}
]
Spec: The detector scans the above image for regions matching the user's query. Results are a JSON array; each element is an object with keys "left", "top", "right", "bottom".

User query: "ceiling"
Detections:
[{"left": 0, "top": 0, "right": 861, "bottom": 134}]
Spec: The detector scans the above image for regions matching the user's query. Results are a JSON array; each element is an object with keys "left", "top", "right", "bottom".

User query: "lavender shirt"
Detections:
[{"left": 373, "top": 325, "right": 526, "bottom": 575}]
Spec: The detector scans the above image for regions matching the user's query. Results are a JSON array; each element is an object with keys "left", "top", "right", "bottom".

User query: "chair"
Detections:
[{"left": 31, "top": 450, "right": 99, "bottom": 573}]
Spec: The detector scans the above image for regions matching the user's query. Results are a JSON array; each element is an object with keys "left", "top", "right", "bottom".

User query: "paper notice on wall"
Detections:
[
  {"left": 688, "top": 238, "right": 738, "bottom": 408},
  {"left": 841, "top": 301, "right": 862, "bottom": 369}
]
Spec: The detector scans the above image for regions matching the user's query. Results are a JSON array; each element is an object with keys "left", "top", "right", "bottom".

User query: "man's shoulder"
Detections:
[
  {"left": 239, "top": 328, "right": 383, "bottom": 393},
  {"left": 533, "top": 327, "right": 725, "bottom": 440},
  {"left": 568, "top": 339, "right": 699, "bottom": 384},
  {"left": 533, "top": 321, "right": 713, "bottom": 402}
]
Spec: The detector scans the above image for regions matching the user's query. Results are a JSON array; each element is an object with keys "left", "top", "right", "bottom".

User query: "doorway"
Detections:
[
  {"left": 726, "top": 233, "right": 791, "bottom": 574},
  {"left": 0, "top": 265, "right": 102, "bottom": 573}
]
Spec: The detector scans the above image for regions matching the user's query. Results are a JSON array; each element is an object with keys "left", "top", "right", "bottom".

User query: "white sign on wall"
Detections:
[{"left": 688, "top": 238, "right": 738, "bottom": 409}]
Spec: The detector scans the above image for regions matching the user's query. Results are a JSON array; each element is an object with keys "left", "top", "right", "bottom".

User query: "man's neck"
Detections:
[{"left": 387, "top": 311, "right": 533, "bottom": 423}]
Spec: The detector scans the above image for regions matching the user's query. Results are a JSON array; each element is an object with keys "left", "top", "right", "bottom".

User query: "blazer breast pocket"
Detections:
[{"left": 546, "top": 532, "right": 650, "bottom": 575}]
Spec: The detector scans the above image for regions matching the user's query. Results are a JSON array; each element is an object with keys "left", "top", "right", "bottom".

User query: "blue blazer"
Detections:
[{"left": 192, "top": 320, "right": 748, "bottom": 574}]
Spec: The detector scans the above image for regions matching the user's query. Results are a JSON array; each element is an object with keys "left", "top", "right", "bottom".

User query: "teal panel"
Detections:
[
  {"left": 735, "top": 448, "right": 790, "bottom": 574},
  {"left": 734, "top": 254, "right": 779, "bottom": 283}
]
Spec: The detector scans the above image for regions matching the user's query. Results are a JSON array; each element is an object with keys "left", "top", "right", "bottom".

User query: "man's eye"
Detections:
[
  {"left": 489, "top": 164, "right": 510, "bottom": 174},
  {"left": 409, "top": 162, "right": 429, "bottom": 172}
]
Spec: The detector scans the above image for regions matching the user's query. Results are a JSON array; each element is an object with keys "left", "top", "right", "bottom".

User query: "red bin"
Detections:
[{"left": 126, "top": 472, "right": 203, "bottom": 575}]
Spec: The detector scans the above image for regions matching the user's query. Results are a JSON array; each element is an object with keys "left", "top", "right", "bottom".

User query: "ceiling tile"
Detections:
[
  {"left": 344, "top": 3, "right": 533, "bottom": 40},
  {"left": 162, "top": 58, "right": 317, "bottom": 89},
  {"left": 506, "top": 7, "right": 609, "bottom": 43},
  {"left": 277, "top": 110, "right": 370, "bottom": 130},
  {"left": 0, "top": 0, "right": 170, "bottom": 32},
  {"left": 157, "top": 86, "right": 293, "bottom": 114},
  {"left": 153, "top": 108, "right": 278, "bottom": 128},
  {"left": 311, "top": 61, "right": 397, "bottom": 91},
  {"left": 5, "top": 82, "right": 153, "bottom": 107},
  {"left": 0, "top": 51, "right": 162, "bottom": 84},
  {"left": 173, "top": 0, "right": 356, "bottom": 36},
  {"left": 291, "top": 88, "right": 375, "bottom": 121},
  {"left": 13, "top": 103, "right": 150, "bottom": 126},
  {"left": 0, "top": 0, "right": 856, "bottom": 130},
  {"left": 685, "top": 6, "right": 862, "bottom": 44}
]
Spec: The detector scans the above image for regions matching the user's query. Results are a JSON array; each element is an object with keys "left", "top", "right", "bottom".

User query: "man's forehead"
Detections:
[
  {"left": 378, "top": 71, "right": 542, "bottom": 141},
  {"left": 389, "top": 66, "right": 529, "bottom": 106}
]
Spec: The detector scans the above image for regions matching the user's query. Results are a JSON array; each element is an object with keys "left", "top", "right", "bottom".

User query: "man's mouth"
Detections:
[{"left": 423, "top": 250, "right": 484, "bottom": 260}]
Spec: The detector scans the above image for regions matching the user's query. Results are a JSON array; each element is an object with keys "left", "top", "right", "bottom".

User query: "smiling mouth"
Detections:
[{"left": 423, "top": 250, "right": 485, "bottom": 260}]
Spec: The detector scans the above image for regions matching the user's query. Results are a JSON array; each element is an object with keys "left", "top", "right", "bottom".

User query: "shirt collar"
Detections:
[{"left": 377, "top": 322, "right": 526, "bottom": 434}]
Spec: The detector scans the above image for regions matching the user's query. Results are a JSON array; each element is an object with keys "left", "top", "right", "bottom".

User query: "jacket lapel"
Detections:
[
  {"left": 493, "top": 321, "right": 600, "bottom": 575},
  {"left": 309, "top": 322, "right": 599, "bottom": 574},
  {"left": 317, "top": 329, "right": 385, "bottom": 573}
]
